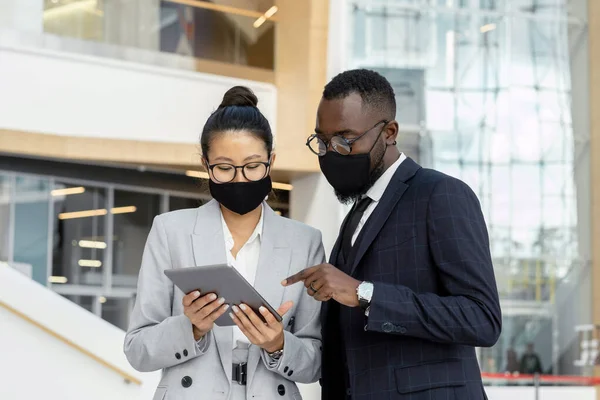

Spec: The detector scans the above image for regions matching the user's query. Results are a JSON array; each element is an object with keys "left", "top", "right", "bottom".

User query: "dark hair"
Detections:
[
  {"left": 323, "top": 69, "right": 396, "bottom": 118},
  {"left": 201, "top": 86, "right": 273, "bottom": 158}
]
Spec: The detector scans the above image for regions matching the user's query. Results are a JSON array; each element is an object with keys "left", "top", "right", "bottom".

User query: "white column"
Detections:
[
  {"left": 326, "top": 0, "right": 350, "bottom": 79},
  {"left": 0, "top": 0, "right": 44, "bottom": 33},
  {"left": 290, "top": 173, "right": 345, "bottom": 257}
]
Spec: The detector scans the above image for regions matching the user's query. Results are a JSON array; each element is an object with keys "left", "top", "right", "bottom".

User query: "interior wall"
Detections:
[
  {"left": 273, "top": 0, "right": 329, "bottom": 173},
  {"left": 587, "top": 0, "right": 600, "bottom": 384}
]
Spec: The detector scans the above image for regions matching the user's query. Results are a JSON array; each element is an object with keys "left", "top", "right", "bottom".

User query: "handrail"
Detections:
[
  {"left": 482, "top": 372, "right": 600, "bottom": 386},
  {"left": 0, "top": 299, "right": 142, "bottom": 386},
  {"left": 164, "top": 0, "right": 279, "bottom": 21}
]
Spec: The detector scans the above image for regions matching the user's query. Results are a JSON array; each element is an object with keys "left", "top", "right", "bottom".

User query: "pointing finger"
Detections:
[{"left": 282, "top": 266, "right": 317, "bottom": 286}]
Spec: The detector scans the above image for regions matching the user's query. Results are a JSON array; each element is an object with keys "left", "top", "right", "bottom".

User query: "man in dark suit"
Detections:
[{"left": 283, "top": 69, "right": 502, "bottom": 399}]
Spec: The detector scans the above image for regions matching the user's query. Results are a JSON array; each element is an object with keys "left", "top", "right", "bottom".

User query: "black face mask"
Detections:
[
  {"left": 318, "top": 130, "right": 385, "bottom": 203},
  {"left": 209, "top": 176, "right": 272, "bottom": 215}
]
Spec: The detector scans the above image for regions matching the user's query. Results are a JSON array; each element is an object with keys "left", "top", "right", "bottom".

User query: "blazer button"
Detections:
[
  {"left": 181, "top": 376, "right": 193, "bottom": 388},
  {"left": 287, "top": 370, "right": 293, "bottom": 377},
  {"left": 382, "top": 322, "right": 394, "bottom": 333},
  {"left": 399, "top": 327, "right": 407, "bottom": 334},
  {"left": 183, "top": 349, "right": 188, "bottom": 357},
  {"left": 284, "top": 366, "right": 289, "bottom": 373},
  {"left": 278, "top": 384, "right": 286, "bottom": 396},
  {"left": 175, "top": 352, "right": 181, "bottom": 360}
]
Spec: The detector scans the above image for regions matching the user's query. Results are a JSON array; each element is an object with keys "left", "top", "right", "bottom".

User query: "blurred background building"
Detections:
[{"left": 0, "top": 0, "right": 599, "bottom": 399}]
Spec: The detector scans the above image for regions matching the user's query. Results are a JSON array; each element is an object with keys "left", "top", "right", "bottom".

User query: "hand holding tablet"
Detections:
[
  {"left": 230, "top": 300, "right": 293, "bottom": 353},
  {"left": 164, "top": 264, "right": 283, "bottom": 327},
  {"left": 182, "top": 290, "right": 230, "bottom": 341}
]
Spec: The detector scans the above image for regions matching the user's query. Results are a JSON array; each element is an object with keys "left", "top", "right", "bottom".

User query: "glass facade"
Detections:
[
  {"left": 349, "top": 0, "right": 588, "bottom": 376},
  {"left": 52, "top": 182, "right": 107, "bottom": 287},
  {"left": 0, "top": 163, "right": 289, "bottom": 331},
  {"left": 0, "top": 175, "right": 11, "bottom": 262},
  {"left": 14, "top": 176, "right": 51, "bottom": 286}
]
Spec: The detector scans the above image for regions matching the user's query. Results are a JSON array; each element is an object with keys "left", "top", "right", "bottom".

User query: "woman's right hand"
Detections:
[{"left": 182, "top": 291, "right": 229, "bottom": 341}]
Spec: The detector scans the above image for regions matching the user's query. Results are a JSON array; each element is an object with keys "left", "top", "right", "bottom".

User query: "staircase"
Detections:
[{"left": 0, "top": 262, "right": 160, "bottom": 400}]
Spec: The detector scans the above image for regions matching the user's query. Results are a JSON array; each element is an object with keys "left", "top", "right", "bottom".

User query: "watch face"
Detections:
[{"left": 359, "top": 282, "right": 373, "bottom": 298}]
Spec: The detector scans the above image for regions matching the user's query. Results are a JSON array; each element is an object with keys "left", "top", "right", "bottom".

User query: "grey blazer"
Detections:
[{"left": 124, "top": 200, "right": 325, "bottom": 400}]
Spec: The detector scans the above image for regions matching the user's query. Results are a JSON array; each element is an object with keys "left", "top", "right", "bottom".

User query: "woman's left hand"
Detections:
[{"left": 231, "top": 301, "right": 293, "bottom": 353}]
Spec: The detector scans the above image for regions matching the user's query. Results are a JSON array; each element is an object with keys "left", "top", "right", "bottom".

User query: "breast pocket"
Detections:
[
  {"left": 395, "top": 359, "right": 466, "bottom": 394},
  {"left": 373, "top": 228, "right": 416, "bottom": 252}
]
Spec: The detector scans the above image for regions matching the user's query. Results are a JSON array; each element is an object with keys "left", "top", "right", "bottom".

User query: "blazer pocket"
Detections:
[
  {"left": 373, "top": 230, "right": 416, "bottom": 252},
  {"left": 394, "top": 359, "right": 466, "bottom": 394},
  {"left": 152, "top": 386, "right": 168, "bottom": 400}
]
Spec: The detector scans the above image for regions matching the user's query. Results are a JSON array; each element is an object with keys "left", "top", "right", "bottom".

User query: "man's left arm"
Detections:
[{"left": 365, "top": 177, "right": 502, "bottom": 347}]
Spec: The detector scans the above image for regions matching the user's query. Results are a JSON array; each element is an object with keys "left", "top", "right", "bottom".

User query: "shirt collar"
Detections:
[
  {"left": 221, "top": 203, "right": 265, "bottom": 249},
  {"left": 365, "top": 153, "right": 407, "bottom": 203}
]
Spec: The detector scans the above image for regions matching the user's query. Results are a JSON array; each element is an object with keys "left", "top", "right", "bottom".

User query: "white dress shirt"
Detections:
[
  {"left": 221, "top": 203, "right": 264, "bottom": 349},
  {"left": 351, "top": 153, "right": 407, "bottom": 245}
]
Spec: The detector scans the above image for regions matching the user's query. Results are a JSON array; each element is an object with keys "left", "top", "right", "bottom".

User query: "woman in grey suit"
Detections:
[{"left": 124, "top": 86, "right": 325, "bottom": 400}]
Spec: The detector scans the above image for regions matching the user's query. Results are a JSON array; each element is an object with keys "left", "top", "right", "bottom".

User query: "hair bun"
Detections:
[{"left": 218, "top": 86, "right": 258, "bottom": 109}]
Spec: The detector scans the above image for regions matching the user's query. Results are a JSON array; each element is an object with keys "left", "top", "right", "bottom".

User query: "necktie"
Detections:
[{"left": 341, "top": 197, "right": 372, "bottom": 262}]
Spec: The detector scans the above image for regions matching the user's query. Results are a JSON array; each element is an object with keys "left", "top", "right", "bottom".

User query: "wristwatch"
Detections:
[
  {"left": 268, "top": 349, "right": 284, "bottom": 360},
  {"left": 357, "top": 281, "right": 374, "bottom": 311}
]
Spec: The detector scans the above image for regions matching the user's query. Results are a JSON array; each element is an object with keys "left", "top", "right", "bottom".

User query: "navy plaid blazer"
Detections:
[{"left": 320, "top": 157, "right": 502, "bottom": 400}]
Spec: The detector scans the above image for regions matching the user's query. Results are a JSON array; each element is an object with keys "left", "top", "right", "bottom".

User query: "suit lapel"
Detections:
[
  {"left": 246, "top": 205, "right": 291, "bottom": 388},
  {"left": 190, "top": 200, "right": 232, "bottom": 382},
  {"left": 349, "top": 158, "right": 421, "bottom": 276}
]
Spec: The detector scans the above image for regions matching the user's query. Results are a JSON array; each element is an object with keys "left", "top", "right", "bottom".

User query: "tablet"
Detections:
[{"left": 164, "top": 264, "right": 282, "bottom": 327}]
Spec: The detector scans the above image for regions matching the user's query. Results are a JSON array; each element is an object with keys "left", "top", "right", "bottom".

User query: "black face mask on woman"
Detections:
[
  {"left": 209, "top": 176, "right": 272, "bottom": 215},
  {"left": 319, "top": 130, "right": 386, "bottom": 203}
]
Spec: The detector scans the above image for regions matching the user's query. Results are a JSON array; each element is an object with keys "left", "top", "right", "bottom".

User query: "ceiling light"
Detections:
[
  {"left": 78, "top": 259, "right": 102, "bottom": 268},
  {"left": 480, "top": 24, "right": 496, "bottom": 33},
  {"left": 186, "top": 170, "right": 210, "bottom": 179},
  {"left": 49, "top": 276, "right": 68, "bottom": 284},
  {"left": 78, "top": 240, "right": 107, "bottom": 249},
  {"left": 111, "top": 206, "right": 137, "bottom": 215},
  {"left": 272, "top": 182, "right": 293, "bottom": 191},
  {"left": 58, "top": 206, "right": 137, "bottom": 220},
  {"left": 51, "top": 186, "right": 85, "bottom": 196},
  {"left": 99, "top": 296, "right": 107, "bottom": 304},
  {"left": 59, "top": 209, "right": 108, "bottom": 220},
  {"left": 264, "top": 5, "right": 278, "bottom": 18},
  {"left": 254, "top": 5, "right": 278, "bottom": 28},
  {"left": 43, "top": 0, "right": 97, "bottom": 19}
]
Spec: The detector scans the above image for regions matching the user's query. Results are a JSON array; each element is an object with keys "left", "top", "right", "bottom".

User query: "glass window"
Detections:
[
  {"left": 169, "top": 196, "right": 204, "bottom": 212},
  {"left": 42, "top": 0, "right": 276, "bottom": 70},
  {"left": 101, "top": 297, "right": 135, "bottom": 331},
  {"left": 0, "top": 174, "right": 11, "bottom": 262},
  {"left": 52, "top": 182, "right": 107, "bottom": 287},
  {"left": 13, "top": 176, "right": 50, "bottom": 286},
  {"left": 60, "top": 294, "right": 95, "bottom": 314},
  {"left": 426, "top": 92, "right": 455, "bottom": 131},
  {"left": 112, "top": 190, "right": 161, "bottom": 288}
]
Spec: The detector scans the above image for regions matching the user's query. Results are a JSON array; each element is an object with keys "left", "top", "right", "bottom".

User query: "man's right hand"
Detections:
[{"left": 182, "top": 291, "right": 229, "bottom": 341}]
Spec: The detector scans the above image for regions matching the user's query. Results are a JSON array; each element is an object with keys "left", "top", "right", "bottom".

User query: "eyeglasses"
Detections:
[
  {"left": 306, "top": 120, "right": 388, "bottom": 156},
  {"left": 207, "top": 161, "right": 270, "bottom": 183}
]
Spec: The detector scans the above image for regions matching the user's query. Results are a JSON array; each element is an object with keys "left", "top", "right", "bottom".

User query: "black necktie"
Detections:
[{"left": 341, "top": 197, "right": 372, "bottom": 262}]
